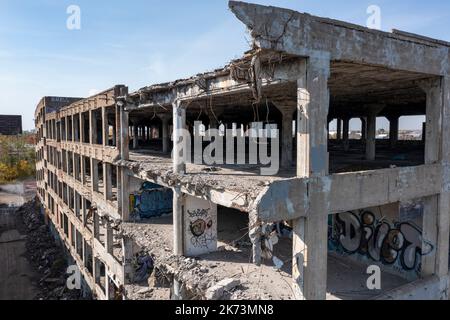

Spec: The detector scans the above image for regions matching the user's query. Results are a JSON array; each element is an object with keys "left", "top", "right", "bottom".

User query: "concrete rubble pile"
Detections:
[{"left": 17, "top": 198, "right": 84, "bottom": 300}]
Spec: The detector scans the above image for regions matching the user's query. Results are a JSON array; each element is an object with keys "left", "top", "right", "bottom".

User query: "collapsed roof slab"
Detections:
[{"left": 229, "top": 1, "right": 450, "bottom": 76}]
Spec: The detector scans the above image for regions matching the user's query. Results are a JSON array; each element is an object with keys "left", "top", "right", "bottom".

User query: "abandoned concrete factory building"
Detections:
[{"left": 34, "top": 1, "right": 450, "bottom": 300}]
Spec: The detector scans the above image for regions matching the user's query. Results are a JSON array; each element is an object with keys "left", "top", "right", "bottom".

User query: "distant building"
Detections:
[{"left": 0, "top": 115, "right": 22, "bottom": 135}]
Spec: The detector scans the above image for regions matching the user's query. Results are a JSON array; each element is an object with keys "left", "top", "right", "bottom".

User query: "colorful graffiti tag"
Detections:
[
  {"left": 331, "top": 210, "right": 434, "bottom": 273},
  {"left": 130, "top": 182, "right": 173, "bottom": 219},
  {"left": 187, "top": 208, "right": 216, "bottom": 248}
]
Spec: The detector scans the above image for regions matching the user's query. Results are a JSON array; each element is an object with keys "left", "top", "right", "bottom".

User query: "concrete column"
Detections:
[
  {"left": 278, "top": 106, "right": 295, "bottom": 168},
  {"left": 81, "top": 197, "right": 87, "bottom": 227},
  {"left": 360, "top": 117, "right": 367, "bottom": 141},
  {"left": 119, "top": 167, "right": 130, "bottom": 221},
  {"left": 342, "top": 117, "right": 350, "bottom": 151},
  {"left": 80, "top": 113, "right": 85, "bottom": 143},
  {"left": 115, "top": 104, "right": 121, "bottom": 147},
  {"left": 420, "top": 78, "right": 450, "bottom": 290},
  {"left": 103, "top": 163, "right": 112, "bottom": 201},
  {"left": 161, "top": 116, "right": 170, "bottom": 154},
  {"left": 294, "top": 56, "right": 330, "bottom": 300},
  {"left": 102, "top": 107, "right": 109, "bottom": 146},
  {"left": 173, "top": 101, "right": 187, "bottom": 174},
  {"left": 90, "top": 110, "right": 98, "bottom": 145},
  {"left": 133, "top": 124, "right": 138, "bottom": 149},
  {"left": 119, "top": 106, "right": 129, "bottom": 160},
  {"left": 336, "top": 118, "right": 342, "bottom": 141},
  {"left": 80, "top": 156, "right": 85, "bottom": 185},
  {"left": 183, "top": 195, "right": 218, "bottom": 257},
  {"left": 71, "top": 115, "right": 75, "bottom": 142},
  {"left": 105, "top": 223, "right": 114, "bottom": 255},
  {"left": 91, "top": 158, "right": 99, "bottom": 193},
  {"left": 388, "top": 115, "right": 400, "bottom": 148},
  {"left": 74, "top": 115, "right": 80, "bottom": 142},
  {"left": 93, "top": 210, "right": 100, "bottom": 240},
  {"left": 365, "top": 113, "right": 377, "bottom": 161},
  {"left": 173, "top": 187, "right": 184, "bottom": 256}
]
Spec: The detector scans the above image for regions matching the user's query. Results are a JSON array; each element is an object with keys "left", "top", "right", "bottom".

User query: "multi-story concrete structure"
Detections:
[
  {"left": 0, "top": 115, "right": 22, "bottom": 135},
  {"left": 35, "top": 1, "right": 450, "bottom": 300}
]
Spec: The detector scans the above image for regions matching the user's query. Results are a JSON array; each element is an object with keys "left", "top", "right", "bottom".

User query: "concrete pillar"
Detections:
[
  {"left": 173, "top": 101, "right": 187, "bottom": 174},
  {"left": 276, "top": 106, "right": 295, "bottom": 168},
  {"left": 74, "top": 115, "right": 80, "bottom": 142},
  {"left": 91, "top": 158, "right": 99, "bottom": 193},
  {"left": 420, "top": 78, "right": 450, "bottom": 290},
  {"left": 119, "top": 167, "right": 130, "bottom": 221},
  {"left": 103, "top": 163, "right": 112, "bottom": 201},
  {"left": 105, "top": 223, "right": 114, "bottom": 255},
  {"left": 80, "top": 113, "right": 85, "bottom": 143},
  {"left": 294, "top": 56, "right": 330, "bottom": 300},
  {"left": 119, "top": 106, "right": 129, "bottom": 160},
  {"left": 173, "top": 187, "right": 184, "bottom": 256},
  {"left": 366, "top": 113, "right": 377, "bottom": 161},
  {"left": 102, "top": 107, "right": 109, "bottom": 146},
  {"left": 183, "top": 195, "right": 218, "bottom": 257},
  {"left": 81, "top": 197, "right": 87, "bottom": 227},
  {"left": 342, "top": 117, "right": 350, "bottom": 151},
  {"left": 133, "top": 124, "right": 138, "bottom": 149},
  {"left": 388, "top": 115, "right": 400, "bottom": 148},
  {"left": 161, "top": 116, "right": 170, "bottom": 154},
  {"left": 90, "top": 110, "right": 98, "bottom": 145},
  {"left": 71, "top": 115, "right": 75, "bottom": 142},
  {"left": 336, "top": 118, "right": 342, "bottom": 141},
  {"left": 80, "top": 156, "right": 85, "bottom": 185},
  {"left": 360, "top": 117, "right": 367, "bottom": 141},
  {"left": 93, "top": 210, "right": 100, "bottom": 240}
]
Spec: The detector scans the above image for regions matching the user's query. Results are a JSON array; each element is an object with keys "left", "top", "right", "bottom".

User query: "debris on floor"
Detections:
[{"left": 17, "top": 198, "right": 85, "bottom": 300}]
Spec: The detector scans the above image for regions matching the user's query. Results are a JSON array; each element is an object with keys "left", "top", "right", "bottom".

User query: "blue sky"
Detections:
[{"left": 1, "top": 0, "right": 449, "bottom": 131}]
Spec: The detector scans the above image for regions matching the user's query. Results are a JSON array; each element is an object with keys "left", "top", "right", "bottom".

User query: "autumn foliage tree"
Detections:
[{"left": 0, "top": 133, "right": 36, "bottom": 184}]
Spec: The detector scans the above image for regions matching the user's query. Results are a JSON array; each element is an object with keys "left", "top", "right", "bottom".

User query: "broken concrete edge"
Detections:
[
  {"left": 121, "top": 226, "right": 242, "bottom": 300},
  {"left": 228, "top": 1, "right": 450, "bottom": 76}
]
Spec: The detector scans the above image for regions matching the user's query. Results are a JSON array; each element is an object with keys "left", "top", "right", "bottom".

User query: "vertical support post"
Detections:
[
  {"left": 80, "top": 113, "right": 85, "bottom": 143},
  {"left": 336, "top": 118, "right": 342, "bottom": 141},
  {"left": 102, "top": 107, "right": 109, "bottom": 146},
  {"left": 173, "top": 101, "right": 186, "bottom": 174},
  {"left": 80, "top": 155, "right": 85, "bottom": 185},
  {"left": 161, "top": 116, "right": 170, "bottom": 154},
  {"left": 119, "top": 105, "right": 129, "bottom": 160},
  {"left": 91, "top": 158, "right": 99, "bottom": 193},
  {"left": 106, "top": 223, "right": 114, "bottom": 255},
  {"left": 103, "top": 163, "right": 112, "bottom": 201},
  {"left": 366, "top": 112, "right": 377, "bottom": 161},
  {"left": 420, "top": 78, "right": 450, "bottom": 296},
  {"left": 173, "top": 187, "right": 184, "bottom": 256},
  {"left": 293, "top": 55, "right": 330, "bottom": 301},
  {"left": 360, "top": 117, "right": 367, "bottom": 141},
  {"left": 119, "top": 167, "right": 130, "bottom": 221},
  {"left": 276, "top": 105, "right": 295, "bottom": 168},
  {"left": 342, "top": 117, "right": 350, "bottom": 151},
  {"left": 133, "top": 124, "right": 138, "bottom": 149},
  {"left": 388, "top": 115, "right": 400, "bottom": 149},
  {"left": 90, "top": 110, "right": 98, "bottom": 145}
]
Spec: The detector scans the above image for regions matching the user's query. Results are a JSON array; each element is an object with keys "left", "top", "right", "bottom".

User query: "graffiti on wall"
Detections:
[
  {"left": 187, "top": 208, "right": 215, "bottom": 248},
  {"left": 130, "top": 182, "right": 173, "bottom": 219},
  {"left": 331, "top": 210, "right": 434, "bottom": 274}
]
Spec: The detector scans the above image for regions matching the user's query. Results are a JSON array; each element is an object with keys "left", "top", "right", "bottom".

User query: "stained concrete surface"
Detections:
[
  {"left": 124, "top": 207, "right": 409, "bottom": 300},
  {"left": 0, "top": 181, "right": 38, "bottom": 300}
]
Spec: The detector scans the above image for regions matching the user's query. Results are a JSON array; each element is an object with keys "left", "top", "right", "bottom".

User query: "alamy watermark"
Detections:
[
  {"left": 366, "top": 265, "right": 381, "bottom": 290},
  {"left": 173, "top": 124, "right": 280, "bottom": 176},
  {"left": 66, "top": 265, "right": 81, "bottom": 290},
  {"left": 66, "top": 5, "right": 81, "bottom": 30},
  {"left": 367, "top": 5, "right": 381, "bottom": 30}
]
